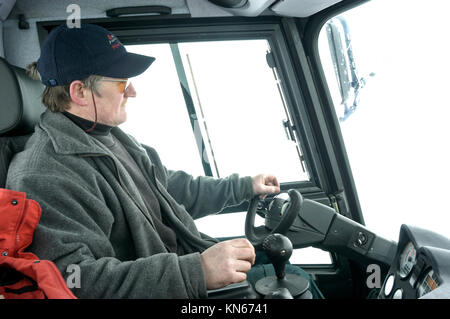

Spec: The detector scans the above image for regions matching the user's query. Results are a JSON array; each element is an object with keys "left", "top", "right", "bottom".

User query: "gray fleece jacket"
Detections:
[{"left": 6, "top": 110, "right": 254, "bottom": 299}]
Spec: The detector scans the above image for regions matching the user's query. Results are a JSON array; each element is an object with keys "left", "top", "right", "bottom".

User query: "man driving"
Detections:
[{"left": 6, "top": 23, "right": 281, "bottom": 298}]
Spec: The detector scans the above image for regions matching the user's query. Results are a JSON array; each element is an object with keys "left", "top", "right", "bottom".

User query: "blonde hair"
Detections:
[{"left": 26, "top": 62, "right": 102, "bottom": 112}]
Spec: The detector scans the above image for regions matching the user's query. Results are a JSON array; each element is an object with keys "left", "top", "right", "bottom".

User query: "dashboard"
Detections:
[{"left": 379, "top": 224, "right": 450, "bottom": 299}]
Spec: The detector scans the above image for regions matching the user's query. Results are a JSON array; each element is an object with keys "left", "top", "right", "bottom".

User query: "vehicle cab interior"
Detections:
[{"left": 1, "top": 0, "right": 449, "bottom": 300}]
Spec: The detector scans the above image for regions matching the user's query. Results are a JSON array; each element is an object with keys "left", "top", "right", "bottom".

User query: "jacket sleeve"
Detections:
[
  {"left": 5, "top": 171, "right": 207, "bottom": 299},
  {"left": 165, "top": 171, "right": 254, "bottom": 219},
  {"left": 141, "top": 144, "right": 255, "bottom": 219}
]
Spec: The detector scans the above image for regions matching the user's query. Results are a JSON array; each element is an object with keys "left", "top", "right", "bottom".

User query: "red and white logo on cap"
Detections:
[{"left": 107, "top": 34, "right": 122, "bottom": 49}]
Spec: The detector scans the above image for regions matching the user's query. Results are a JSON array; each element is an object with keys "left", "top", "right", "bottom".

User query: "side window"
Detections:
[
  {"left": 122, "top": 39, "right": 331, "bottom": 265},
  {"left": 318, "top": 1, "right": 450, "bottom": 241},
  {"left": 123, "top": 40, "right": 307, "bottom": 182},
  {"left": 121, "top": 43, "right": 205, "bottom": 177}
]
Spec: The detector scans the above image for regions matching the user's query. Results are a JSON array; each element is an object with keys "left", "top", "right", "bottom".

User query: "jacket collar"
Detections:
[{"left": 39, "top": 109, "right": 147, "bottom": 157}]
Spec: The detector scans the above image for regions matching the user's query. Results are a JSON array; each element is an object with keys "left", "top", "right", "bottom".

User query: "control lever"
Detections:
[
  {"left": 255, "top": 234, "right": 311, "bottom": 299},
  {"left": 263, "top": 233, "right": 292, "bottom": 279}
]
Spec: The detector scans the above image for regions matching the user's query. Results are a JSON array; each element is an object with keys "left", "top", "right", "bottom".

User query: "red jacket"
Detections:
[{"left": 0, "top": 188, "right": 76, "bottom": 299}]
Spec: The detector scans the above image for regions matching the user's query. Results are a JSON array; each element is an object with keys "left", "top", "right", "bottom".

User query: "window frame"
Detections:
[
  {"left": 300, "top": 1, "right": 371, "bottom": 225},
  {"left": 122, "top": 17, "right": 329, "bottom": 195}
]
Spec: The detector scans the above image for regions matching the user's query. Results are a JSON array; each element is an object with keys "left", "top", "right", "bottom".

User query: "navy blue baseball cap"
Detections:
[{"left": 37, "top": 23, "right": 155, "bottom": 86}]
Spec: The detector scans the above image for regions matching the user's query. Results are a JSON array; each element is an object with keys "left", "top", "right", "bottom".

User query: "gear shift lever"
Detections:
[
  {"left": 263, "top": 233, "right": 293, "bottom": 279},
  {"left": 255, "top": 234, "right": 310, "bottom": 298}
]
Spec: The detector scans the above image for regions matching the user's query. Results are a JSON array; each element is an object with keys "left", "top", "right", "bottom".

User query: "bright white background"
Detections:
[{"left": 319, "top": 0, "right": 450, "bottom": 242}]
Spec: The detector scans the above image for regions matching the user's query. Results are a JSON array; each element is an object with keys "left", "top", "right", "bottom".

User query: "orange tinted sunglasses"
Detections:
[{"left": 101, "top": 78, "right": 129, "bottom": 93}]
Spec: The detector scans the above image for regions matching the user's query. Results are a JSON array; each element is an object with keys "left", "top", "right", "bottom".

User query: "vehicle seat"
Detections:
[{"left": 0, "top": 57, "right": 46, "bottom": 187}]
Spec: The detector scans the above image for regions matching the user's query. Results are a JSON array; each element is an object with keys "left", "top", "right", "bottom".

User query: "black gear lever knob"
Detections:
[
  {"left": 262, "top": 233, "right": 293, "bottom": 279},
  {"left": 256, "top": 233, "right": 310, "bottom": 298}
]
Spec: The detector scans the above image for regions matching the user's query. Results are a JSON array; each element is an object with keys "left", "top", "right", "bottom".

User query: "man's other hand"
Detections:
[{"left": 200, "top": 238, "right": 256, "bottom": 290}]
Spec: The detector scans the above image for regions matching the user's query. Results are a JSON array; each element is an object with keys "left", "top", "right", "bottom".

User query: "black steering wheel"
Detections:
[{"left": 245, "top": 189, "right": 303, "bottom": 248}]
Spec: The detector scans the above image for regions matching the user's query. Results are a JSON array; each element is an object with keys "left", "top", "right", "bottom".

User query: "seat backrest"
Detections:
[{"left": 0, "top": 57, "right": 46, "bottom": 187}]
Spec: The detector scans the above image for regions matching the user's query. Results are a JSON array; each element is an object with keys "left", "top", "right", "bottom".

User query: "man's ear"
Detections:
[{"left": 69, "top": 80, "right": 89, "bottom": 106}]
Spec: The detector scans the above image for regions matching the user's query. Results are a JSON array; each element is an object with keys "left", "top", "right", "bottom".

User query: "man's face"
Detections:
[{"left": 92, "top": 77, "right": 136, "bottom": 127}]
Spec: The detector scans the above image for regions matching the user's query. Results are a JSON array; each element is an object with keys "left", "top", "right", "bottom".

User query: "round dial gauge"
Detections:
[
  {"left": 383, "top": 274, "right": 395, "bottom": 296},
  {"left": 392, "top": 289, "right": 403, "bottom": 299},
  {"left": 399, "top": 242, "right": 416, "bottom": 278}
]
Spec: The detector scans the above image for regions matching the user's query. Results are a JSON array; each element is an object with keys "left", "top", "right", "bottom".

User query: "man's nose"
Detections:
[{"left": 124, "top": 82, "right": 136, "bottom": 97}]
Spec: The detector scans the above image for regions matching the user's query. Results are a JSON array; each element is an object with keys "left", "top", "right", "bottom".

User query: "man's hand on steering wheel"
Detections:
[{"left": 251, "top": 174, "right": 281, "bottom": 200}]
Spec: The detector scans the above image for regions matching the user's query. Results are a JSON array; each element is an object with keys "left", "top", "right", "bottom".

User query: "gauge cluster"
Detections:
[
  {"left": 398, "top": 242, "right": 416, "bottom": 279},
  {"left": 379, "top": 225, "right": 450, "bottom": 299}
]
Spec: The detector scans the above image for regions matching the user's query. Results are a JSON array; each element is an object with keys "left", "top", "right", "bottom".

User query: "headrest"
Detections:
[{"left": 0, "top": 57, "right": 46, "bottom": 136}]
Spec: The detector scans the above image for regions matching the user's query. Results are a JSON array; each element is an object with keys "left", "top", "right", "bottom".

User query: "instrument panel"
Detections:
[
  {"left": 379, "top": 225, "right": 450, "bottom": 299},
  {"left": 398, "top": 241, "right": 416, "bottom": 279}
]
